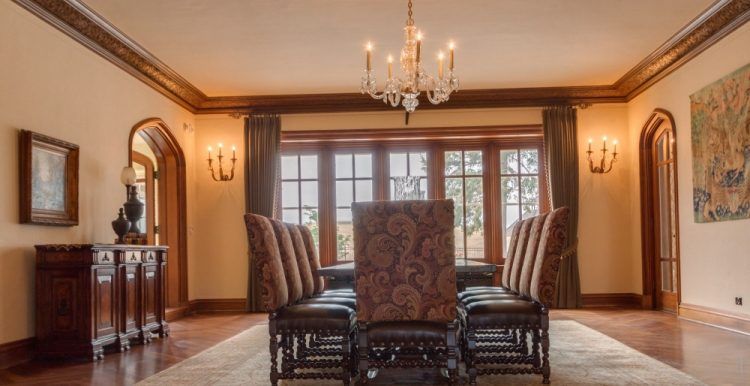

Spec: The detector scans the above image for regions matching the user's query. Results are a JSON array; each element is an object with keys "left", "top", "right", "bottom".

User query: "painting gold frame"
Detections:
[{"left": 19, "top": 130, "right": 79, "bottom": 226}]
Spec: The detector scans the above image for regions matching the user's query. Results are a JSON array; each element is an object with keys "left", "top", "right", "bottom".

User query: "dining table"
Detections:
[{"left": 317, "top": 259, "right": 499, "bottom": 291}]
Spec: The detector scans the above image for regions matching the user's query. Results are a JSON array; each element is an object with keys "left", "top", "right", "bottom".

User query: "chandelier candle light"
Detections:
[
  {"left": 586, "top": 136, "right": 619, "bottom": 174},
  {"left": 207, "top": 143, "right": 237, "bottom": 181},
  {"left": 360, "top": 0, "right": 459, "bottom": 113}
]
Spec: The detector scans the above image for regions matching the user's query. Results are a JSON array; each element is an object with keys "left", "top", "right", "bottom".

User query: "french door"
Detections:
[{"left": 651, "top": 122, "right": 679, "bottom": 312}]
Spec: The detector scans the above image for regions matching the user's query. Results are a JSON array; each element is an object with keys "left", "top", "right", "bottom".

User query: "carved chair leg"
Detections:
[
  {"left": 341, "top": 331, "right": 351, "bottom": 386},
  {"left": 269, "top": 333, "right": 279, "bottom": 386},
  {"left": 541, "top": 314, "right": 551, "bottom": 384},
  {"left": 466, "top": 328, "right": 478, "bottom": 386},
  {"left": 281, "top": 334, "right": 295, "bottom": 376},
  {"left": 357, "top": 323, "right": 369, "bottom": 385},
  {"left": 296, "top": 334, "right": 307, "bottom": 360},
  {"left": 446, "top": 322, "right": 458, "bottom": 386},
  {"left": 532, "top": 328, "right": 541, "bottom": 368}
]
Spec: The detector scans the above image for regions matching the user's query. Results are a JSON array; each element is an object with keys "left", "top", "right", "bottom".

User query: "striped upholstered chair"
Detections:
[
  {"left": 245, "top": 214, "right": 356, "bottom": 385},
  {"left": 461, "top": 207, "right": 570, "bottom": 385}
]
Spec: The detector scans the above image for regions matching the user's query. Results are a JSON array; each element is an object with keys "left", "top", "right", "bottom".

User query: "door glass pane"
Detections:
[
  {"left": 299, "top": 155, "right": 318, "bottom": 178},
  {"left": 409, "top": 153, "right": 427, "bottom": 176},
  {"left": 464, "top": 151, "right": 483, "bottom": 174},
  {"left": 300, "top": 181, "right": 318, "bottom": 207},
  {"left": 522, "top": 204, "right": 539, "bottom": 220},
  {"left": 336, "top": 208, "right": 354, "bottom": 261},
  {"left": 445, "top": 151, "right": 462, "bottom": 176},
  {"left": 466, "top": 203, "right": 485, "bottom": 259},
  {"left": 656, "top": 133, "right": 667, "bottom": 162},
  {"left": 355, "top": 180, "right": 373, "bottom": 201},
  {"left": 282, "top": 209, "right": 298, "bottom": 223},
  {"left": 336, "top": 181, "right": 353, "bottom": 207},
  {"left": 453, "top": 203, "right": 465, "bottom": 260},
  {"left": 389, "top": 153, "right": 408, "bottom": 176},
  {"left": 658, "top": 165, "right": 671, "bottom": 261},
  {"left": 520, "top": 149, "right": 539, "bottom": 173},
  {"left": 501, "top": 177, "right": 519, "bottom": 204},
  {"left": 335, "top": 154, "right": 353, "bottom": 178},
  {"left": 520, "top": 176, "right": 539, "bottom": 204},
  {"left": 354, "top": 154, "right": 372, "bottom": 178},
  {"left": 281, "top": 181, "right": 298, "bottom": 207},
  {"left": 281, "top": 156, "right": 298, "bottom": 179},
  {"left": 500, "top": 150, "right": 519, "bottom": 174}
]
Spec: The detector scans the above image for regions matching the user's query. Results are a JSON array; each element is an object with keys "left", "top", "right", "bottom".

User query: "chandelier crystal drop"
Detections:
[{"left": 360, "top": 0, "right": 459, "bottom": 113}]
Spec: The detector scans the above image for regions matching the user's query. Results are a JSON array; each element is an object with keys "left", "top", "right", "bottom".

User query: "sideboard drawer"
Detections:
[
  {"left": 95, "top": 250, "right": 115, "bottom": 265},
  {"left": 144, "top": 250, "right": 157, "bottom": 263},
  {"left": 124, "top": 250, "right": 142, "bottom": 263}
]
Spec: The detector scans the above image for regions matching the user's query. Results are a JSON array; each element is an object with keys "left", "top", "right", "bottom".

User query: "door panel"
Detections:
[{"left": 652, "top": 126, "right": 679, "bottom": 312}]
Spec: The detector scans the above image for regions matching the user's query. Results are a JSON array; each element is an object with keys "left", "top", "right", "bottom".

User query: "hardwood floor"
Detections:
[
  {"left": 0, "top": 313, "right": 267, "bottom": 385},
  {"left": 1, "top": 309, "right": 748, "bottom": 385}
]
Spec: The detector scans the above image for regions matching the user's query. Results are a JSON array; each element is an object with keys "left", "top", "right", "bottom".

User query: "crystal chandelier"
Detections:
[{"left": 360, "top": 0, "right": 459, "bottom": 113}]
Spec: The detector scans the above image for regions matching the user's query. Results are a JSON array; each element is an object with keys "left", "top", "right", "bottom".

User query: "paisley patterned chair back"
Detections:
[
  {"left": 530, "top": 206, "right": 570, "bottom": 307},
  {"left": 243, "top": 213, "right": 288, "bottom": 312},
  {"left": 352, "top": 200, "right": 457, "bottom": 323}
]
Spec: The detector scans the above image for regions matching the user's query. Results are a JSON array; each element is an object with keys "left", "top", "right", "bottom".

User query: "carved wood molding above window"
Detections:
[{"left": 12, "top": 0, "right": 750, "bottom": 114}]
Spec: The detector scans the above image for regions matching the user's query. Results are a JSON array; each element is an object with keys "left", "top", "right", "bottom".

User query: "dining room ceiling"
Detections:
[{"left": 82, "top": 0, "right": 714, "bottom": 97}]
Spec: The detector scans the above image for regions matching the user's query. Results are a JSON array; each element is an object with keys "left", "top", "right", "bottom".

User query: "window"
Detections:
[
  {"left": 500, "top": 149, "right": 542, "bottom": 256},
  {"left": 335, "top": 153, "right": 374, "bottom": 261},
  {"left": 389, "top": 151, "right": 428, "bottom": 200},
  {"left": 444, "top": 150, "right": 485, "bottom": 260},
  {"left": 280, "top": 154, "right": 320, "bottom": 248},
  {"left": 280, "top": 126, "right": 547, "bottom": 267}
]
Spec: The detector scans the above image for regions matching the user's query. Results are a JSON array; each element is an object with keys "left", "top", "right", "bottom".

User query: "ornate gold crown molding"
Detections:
[
  {"left": 11, "top": 0, "right": 750, "bottom": 114},
  {"left": 614, "top": 0, "right": 750, "bottom": 99}
]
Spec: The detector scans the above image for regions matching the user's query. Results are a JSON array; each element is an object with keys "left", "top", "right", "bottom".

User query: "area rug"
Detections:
[{"left": 137, "top": 320, "right": 703, "bottom": 385}]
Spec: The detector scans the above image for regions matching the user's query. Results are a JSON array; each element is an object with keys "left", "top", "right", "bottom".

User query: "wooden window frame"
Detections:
[{"left": 281, "top": 125, "right": 548, "bottom": 273}]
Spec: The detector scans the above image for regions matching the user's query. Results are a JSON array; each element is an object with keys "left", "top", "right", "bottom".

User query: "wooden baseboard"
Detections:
[
  {"left": 0, "top": 337, "right": 35, "bottom": 370},
  {"left": 165, "top": 305, "right": 191, "bottom": 322},
  {"left": 678, "top": 303, "right": 750, "bottom": 336},
  {"left": 189, "top": 298, "right": 247, "bottom": 314},
  {"left": 581, "top": 293, "right": 643, "bottom": 308}
]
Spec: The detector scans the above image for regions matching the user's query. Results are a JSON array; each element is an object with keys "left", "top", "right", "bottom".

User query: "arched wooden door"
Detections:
[
  {"left": 129, "top": 118, "right": 188, "bottom": 309},
  {"left": 639, "top": 109, "right": 681, "bottom": 312}
]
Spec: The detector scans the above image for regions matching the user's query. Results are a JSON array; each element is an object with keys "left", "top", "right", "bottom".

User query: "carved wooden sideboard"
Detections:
[{"left": 35, "top": 244, "right": 168, "bottom": 360}]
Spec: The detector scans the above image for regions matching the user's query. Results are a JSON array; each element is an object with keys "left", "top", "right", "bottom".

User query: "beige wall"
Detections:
[
  {"left": 627, "top": 22, "right": 750, "bottom": 316},
  {"left": 193, "top": 106, "right": 635, "bottom": 300},
  {"left": 0, "top": 3, "right": 197, "bottom": 344}
]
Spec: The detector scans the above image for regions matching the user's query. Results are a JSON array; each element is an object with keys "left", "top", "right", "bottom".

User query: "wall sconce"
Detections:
[
  {"left": 206, "top": 143, "right": 237, "bottom": 181},
  {"left": 586, "top": 136, "right": 618, "bottom": 173}
]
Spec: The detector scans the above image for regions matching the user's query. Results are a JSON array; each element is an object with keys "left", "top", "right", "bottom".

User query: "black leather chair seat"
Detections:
[
  {"left": 367, "top": 321, "right": 453, "bottom": 347},
  {"left": 458, "top": 287, "right": 511, "bottom": 300},
  {"left": 323, "top": 288, "right": 354, "bottom": 293},
  {"left": 460, "top": 292, "right": 523, "bottom": 305},
  {"left": 275, "top": 304, "right": 355, "bottom": 332},
  {"left": 464, "top": 299, "right": 543, "bottom": 328},
  {"left": 300, "top": 296, "right": 356, "bottom": 308}
]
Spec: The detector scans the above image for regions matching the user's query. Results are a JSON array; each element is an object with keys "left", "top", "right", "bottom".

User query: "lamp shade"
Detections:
[{"left": 120, "top": 166, "right": 137, "bottom": 186}]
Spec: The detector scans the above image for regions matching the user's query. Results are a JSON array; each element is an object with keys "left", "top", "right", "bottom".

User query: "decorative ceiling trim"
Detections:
[
  {"left": 11, "top": 0, "right": 750, "bottom": 114},
  {"left": 615, "top": 0, "right": 750, "bottom": 100},
  {"left": 200, "top": 86, "right": 624, "bottom": 114},
  {"left": 12, "top": 0, "right": 206, "bottom": 112}
]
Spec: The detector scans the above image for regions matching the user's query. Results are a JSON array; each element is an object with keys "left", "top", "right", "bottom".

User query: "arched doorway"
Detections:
[
  {"left": 129, "top": 118, "right": 188, "bottom": 309},
  {"left": 639, "top": 109, "right": 681, "bottom": 312}
]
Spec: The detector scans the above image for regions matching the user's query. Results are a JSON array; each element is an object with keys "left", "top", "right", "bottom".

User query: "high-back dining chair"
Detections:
[
  {"left": 352, "top": 199, "right": 459, "bottom": 385},
  {"left": 244, "top": 213, "right": 356, "bottom": 386}
]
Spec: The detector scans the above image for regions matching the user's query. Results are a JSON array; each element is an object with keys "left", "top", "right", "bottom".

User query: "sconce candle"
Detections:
[
  {"left": 586, "top": 136, "right": 619, "bottom": 174},
  {"left": 206, "top": 142, "right": 237, "bottom": 181}
]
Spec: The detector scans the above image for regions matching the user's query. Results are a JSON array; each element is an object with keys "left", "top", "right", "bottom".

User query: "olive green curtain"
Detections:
[
  {"left": 543, "top": 106, "right": 582, "bottom": 308},
  {"left": 244, "top": 114, "right": 281, "bottom": 312}
]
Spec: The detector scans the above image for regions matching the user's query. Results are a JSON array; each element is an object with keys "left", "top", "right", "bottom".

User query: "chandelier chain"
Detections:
[{"left": 407, "top": 0, "right": 414, "bottom": 26}]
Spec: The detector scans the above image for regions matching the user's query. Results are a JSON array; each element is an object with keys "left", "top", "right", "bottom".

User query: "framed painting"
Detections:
[
  {"left": 690, "top": 62, "right": 750, "bottom": 223},
  {"left": 19, "top": 130, "right": 79, "bottom": 226}
]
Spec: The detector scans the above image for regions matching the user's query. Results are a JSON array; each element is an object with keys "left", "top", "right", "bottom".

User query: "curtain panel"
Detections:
[
  {"left": 244, "top": 114, "right": 281, "bottom": 312},
  {"left": 542, "top": 106, "right": 582, "bottom": 308}
]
